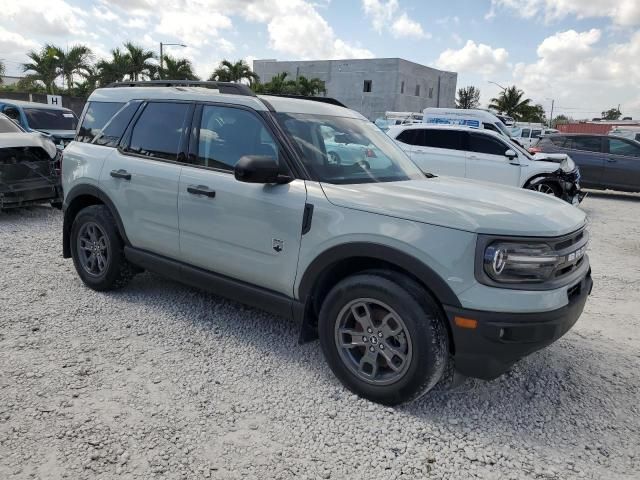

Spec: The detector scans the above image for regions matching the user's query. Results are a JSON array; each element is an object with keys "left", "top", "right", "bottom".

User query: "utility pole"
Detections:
[{"left": 549, "top": 99, "right": 554, "bottom": 128}]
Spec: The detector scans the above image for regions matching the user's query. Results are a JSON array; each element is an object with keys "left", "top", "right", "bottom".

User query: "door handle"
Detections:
[
  {"left": 606, "top": 158, "right": 617, "bottom": 163},
  {"left": 110, "top": 169, "right": 131, "bottom": 180},
  {"left": 187, "top": 185, "right": 216, "bottom": 198}
]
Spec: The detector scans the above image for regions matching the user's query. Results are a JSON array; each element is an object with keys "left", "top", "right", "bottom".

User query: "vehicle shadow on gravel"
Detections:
[{"left": 584, "top": 190, "right": 640, "bottom": 203}]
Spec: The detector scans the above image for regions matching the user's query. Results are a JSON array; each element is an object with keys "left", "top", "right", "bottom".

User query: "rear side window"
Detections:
[
  {"left": 127, "top": 102, "right": 190, "bottom": 161},
  {"left": 77, "top": 102, "right": 124, "bottom": 143},
  {"left": 468, "top": 133, "right": 508, "bottom": 156},
  {"left": 531, "top": 129, "right": 542, "bottom": 139},
  {"left": 569, "top": 136, "right": 602, "bottom": 153},
  {"left": 549, "top": 136, "right": 567, "bottom": 147},
  {"left": 608, "top": 138, "right": 640, "bottom": 157},
  {"left": 521, "top": 128, "right": 531, "bottom": 138},
  {"left": 395, "top": 129, "right": 419, "bottom": 145},
  {"left": 93, "top": 102, "right": 141, "bottom": 148},
  {"left": 421, "top": 129, "right": 465, "bottom": 150}
]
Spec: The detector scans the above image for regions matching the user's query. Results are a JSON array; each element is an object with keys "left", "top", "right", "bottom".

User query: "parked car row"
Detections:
[{"left": 57, "top": 81, "right": 592, "bottom": 405}]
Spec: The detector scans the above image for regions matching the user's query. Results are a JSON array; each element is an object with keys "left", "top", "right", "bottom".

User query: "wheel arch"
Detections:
[
  {"left": 296, "top": 242, "right": 461, "bottom": 345},
  {"left": 523, "top": 171, "right": 563, "bottom": 189},
  {"left": 63, "top": 184, "right": 129, "bottom": 258}
]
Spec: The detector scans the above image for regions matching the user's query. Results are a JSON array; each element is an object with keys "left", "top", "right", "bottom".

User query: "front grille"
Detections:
[{"left": 550, "top": 227, "right": 588, "bottom": 280}]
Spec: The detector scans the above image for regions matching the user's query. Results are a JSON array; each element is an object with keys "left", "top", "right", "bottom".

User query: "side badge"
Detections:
[{"left": 272, "top": 239, "right": 284, "bottom": 253}]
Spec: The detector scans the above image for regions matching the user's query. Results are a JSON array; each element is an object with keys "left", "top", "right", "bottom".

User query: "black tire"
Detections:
[
  {"left": 318, "top": 271, "right": 448, "bottom": 405},
  {"left": 70, "top": 205, "right": 135, "bottom": 291},
  {"left": 526, "top": 179, "right": 561, "bottom": 197}
]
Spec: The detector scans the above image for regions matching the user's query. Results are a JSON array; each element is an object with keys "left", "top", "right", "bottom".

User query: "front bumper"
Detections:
[{"left": 444, "top": 269, "right": 592, "bottom": 380}]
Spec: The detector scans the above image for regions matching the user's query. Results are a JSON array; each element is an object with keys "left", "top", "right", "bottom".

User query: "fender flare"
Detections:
[
  {"left": 297, "top": 242, "right": 462, "bottom": 308},
  {"left": 62, "top": 184, "right": 129, "bottom": 258}
]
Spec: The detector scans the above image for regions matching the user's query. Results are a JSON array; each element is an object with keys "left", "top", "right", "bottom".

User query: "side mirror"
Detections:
[
  {"left": 3, "top": 107, "right": 20, "bottom": 121},
  {"left": 504, "top": 149, "right": 518, "bottom": 161},
  {"left": 234, "top": 155, "right": 291, "bottom": 184}
]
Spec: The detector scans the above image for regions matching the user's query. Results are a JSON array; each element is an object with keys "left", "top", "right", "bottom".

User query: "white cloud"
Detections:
[
  {"left": 1, "top": 0, "right": 87, "bottom": 37},
  {"left": 391, "top": 13, "right": 430, "bottom": 39},
  {"left": 436, "top": 40, "right": 509, "bottom": 75},
  {"left": 489, "top": 0, "right": 640, "bottom": 26},
  {"left": 155, "top": 10, "right": 232, "bottom": 48},
  {"left": 92, "top": 6, "right": 119, "bottom": 22},
  {"left": 123, "top": 17, "right": 149, "bottom": 29},
  {"left": 361, "top": 0, "right": 399, "bottom": 32}
]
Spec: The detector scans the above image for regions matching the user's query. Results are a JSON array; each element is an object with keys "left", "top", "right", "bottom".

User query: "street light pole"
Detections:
[
  {"left": 159, "top": 42, "right": 187, "bottom": 79},
  {"left": 487, "top": 80, "right": 507, "bottom": 91}
]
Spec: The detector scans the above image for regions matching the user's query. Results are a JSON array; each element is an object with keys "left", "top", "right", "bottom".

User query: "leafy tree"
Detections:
[
  {"left": 488, "top": 85, "right": 532, "bottom": 120},
  {"left": 51, "top": 44, "right": 93, "bottom": 89},
  {"left": 22, "top": 45, "right": 60, "bottom": 94},
  {"left": 123, "top": 42, "right": 156, "bottom": 81},
  {"left": 295, "top": 75, "right": 326, "bottom": 96},
  {"left": 159, "top": 55, "right": 198, "bottom": 80},
  {"left": 551, "top": 114, "right": 571, "bottom": 128},
  {"left": 601, "top": 107, "right": 622, "bottom": 120},
  {"left": 96, "top": 48, "right": 130, "bottom": 86},
  {"left": 456, "top": 86, "right": 480, "bottom": 109},
  {"left": 209, "top": 59, "right": 258, "bottom": 84},
  {"left": 519, "top": 104, "right": 547, "bottom": 124}
]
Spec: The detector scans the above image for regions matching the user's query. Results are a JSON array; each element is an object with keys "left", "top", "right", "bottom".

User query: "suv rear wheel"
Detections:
[
  {"left": 70, "top": 205, "right": 135, "bottom": 291},
  {"left": 318, "top": 271, "right": 448, "bottom": 405}
]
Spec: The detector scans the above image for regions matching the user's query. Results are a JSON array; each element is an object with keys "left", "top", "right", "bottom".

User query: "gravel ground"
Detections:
[{"left": 1, "top": 191, "right": 639, "bottom": 480}]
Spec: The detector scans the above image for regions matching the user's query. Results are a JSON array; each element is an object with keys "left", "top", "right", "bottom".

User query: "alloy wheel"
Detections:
[{"left": 77, "top": 221, "right": 110, "bottom": 277}]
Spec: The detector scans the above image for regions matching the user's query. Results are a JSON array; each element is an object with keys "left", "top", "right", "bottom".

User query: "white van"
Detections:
[
  {"left": 422, "top": 108, "right": 513, "bottom": 139},
  {"left": 515, "top": 127, "right": 559, "bottom": 148}
]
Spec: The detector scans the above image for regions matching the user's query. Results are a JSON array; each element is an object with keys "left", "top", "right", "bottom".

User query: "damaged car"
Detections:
[
  {"left": 388, "top": 124, "right": 583, "bottom": 204},
  {"left": 0, "top": 113, "right": 62, "bottom": 210}
]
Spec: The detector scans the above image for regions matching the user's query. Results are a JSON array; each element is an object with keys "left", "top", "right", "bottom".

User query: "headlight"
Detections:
[{"left": 483, "top": 242, "right": 560, "bottom": 283}]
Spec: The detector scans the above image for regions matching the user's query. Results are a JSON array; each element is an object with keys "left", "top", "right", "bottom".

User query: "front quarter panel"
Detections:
[{"left": 62, "top": 142, "right": 112, "bottom": 202}]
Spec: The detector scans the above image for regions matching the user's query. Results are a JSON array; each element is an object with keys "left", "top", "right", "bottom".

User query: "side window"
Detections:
[
  {"left": 550, "top": 136, "right": 567, "bottom": 147},
  {"left": 608, "top": 138, "right": 640, "bottom": 157},
  {"left": 77, "top": 102, "right": 124, "bottom": 143},
  {"left": 94, "top": 102, "right": 141, "bottom": 147},
  {"left": 531, "top": 129, "right": 542, "bottom": 139},
  {"left": 422, "top": 129, "right": 464, "bottom": 150},
  {"left": 127, "top": 102, "right": 190, "bottom": 161},
  {"left": 395, "top": 129, "right": 419, "bottom": 145},
  {"left": 469, "top": 133, "right": 508, "bottom": 156},
  {"left": 521, "top": 128, "right": 531, "bottom": 138},
  {"left": 195, "top": 105, "right": 278, "bottom": 171},
  {"left": 570, "top": 136, "right": 602, "bottom": 153}
]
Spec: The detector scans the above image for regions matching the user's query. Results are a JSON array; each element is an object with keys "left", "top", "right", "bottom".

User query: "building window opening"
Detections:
[
  {"left": 400, "top": 81, "right": 405, "bottom": 94},
  {"left": 415, "top": 84, "right": 421, "bottom": 96},
  {"left": 363, "top": 80, "right": 372, "bottom": 93}
]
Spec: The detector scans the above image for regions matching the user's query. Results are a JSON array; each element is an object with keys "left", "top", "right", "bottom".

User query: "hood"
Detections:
[
  {"left": 0, "top": 132, "right": 57, "bottom": 159},
  {"left": 320, "top": 176, "right": 586, "bottom": 236}
]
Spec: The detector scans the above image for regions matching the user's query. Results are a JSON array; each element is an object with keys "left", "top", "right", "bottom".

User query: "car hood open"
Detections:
[{"left": 320, "top": 176, "right": 586, "bottom": 236}]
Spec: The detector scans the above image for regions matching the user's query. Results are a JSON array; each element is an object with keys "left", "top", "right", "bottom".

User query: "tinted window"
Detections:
[
  {"left": 421, "top": 129, "right": 465, "bottom": 150},
  {"left": 550, "top": 136, "right": 567, "bottom": 147},
  {"left": 469, "top": 133, "right": 508, "bottom": 156},
  {"left": 482, "top": 122, "right": 500, "bottom": 133},
  {"left": 24, "top": 108, "right": 77, "bottom": 130},
  {"left": 521, "top": 128, "right": 531, "bottom": 138},
  {"left": 608, "top": 138, "right": 640, "bottom": 157},
  {"left": 196, "top": 105, "right": 277, "bottom": 171},
  {"left": 128, "top": 102, "right": 190, "bottom": 161},
  {"left": 77, "top": 102, "right": 124, "bottom": 143},
  {"left": 0, "top": 115, "right": 22, "bottom": 133},
  {"left": 570, "top": 136, "right": 602, "bottom": 153},
  {"left": 395, "top": 129, "right": 419, "bottom": 145},
  {"left": 531, "top": 129, "right": 542, "bottom": 139},
  {"left": 94, "top": 102, "right": 141, "bottom": 148}
]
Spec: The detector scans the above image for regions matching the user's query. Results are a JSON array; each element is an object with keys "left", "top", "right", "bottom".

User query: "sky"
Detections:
[{"left": 1, "top": 0, "right": 640, "bottom": 119}]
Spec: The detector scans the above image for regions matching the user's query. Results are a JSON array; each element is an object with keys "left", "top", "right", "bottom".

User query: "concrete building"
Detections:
[{"left": 253, "top": 58, "right": 457, "bottom": 120}]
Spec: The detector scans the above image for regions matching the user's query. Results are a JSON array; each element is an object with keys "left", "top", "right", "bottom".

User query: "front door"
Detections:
[
  {"left": 177, "top": 104, "right": 307, "bottom": 296},
  {"left": 564, "top": 136, "right": 605, "bottom": 188},
  {"left": 100, "top": 101, "right": 191, "bottom": 259},
  {"left": 411, "top": 128, "right": 467, "bottom": 178},
  {"left": 466, "top": 132, "right": 521, "bottom": 187},
  {"left": 602, "top": 137, "right": 640, "bottom": 191}
]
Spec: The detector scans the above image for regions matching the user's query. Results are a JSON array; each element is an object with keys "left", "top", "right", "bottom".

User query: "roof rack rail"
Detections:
[
  {"left": 263, "top": 94, "right": 347, "bottom": 108},
  {"left": 105, "top": 80, "right": 256, "bottom": 97}
]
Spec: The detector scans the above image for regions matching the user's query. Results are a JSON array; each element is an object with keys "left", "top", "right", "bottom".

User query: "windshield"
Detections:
[
  {"left": 24, "top": 108, "right": 78, "bottom": 131},
  {"left": 276, "top": 113, "right": 425, "bottom": 184},
  {"left": 495, "top": 121, "right": 513, "bottom": 138}
]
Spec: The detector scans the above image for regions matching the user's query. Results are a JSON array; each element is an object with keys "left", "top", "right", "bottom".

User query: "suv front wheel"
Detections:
[
  {"left": 319, "top": 271, "right": 448, "bottom": 405},
  {"left": 70, "top": 205, "right": 136, "bottom": 291}
]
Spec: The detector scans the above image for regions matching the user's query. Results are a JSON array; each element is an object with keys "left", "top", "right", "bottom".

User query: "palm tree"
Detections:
[
  {"left": 489, "top": 86, "right": 532, "bottom": 120},
  {"left": 51, "top": 44, "right": 93, "bottom": 89},
  {"left": 160, "top": 55, "right": 198, "bottom": 80},
  {"left": 123, "top": 42, "right": 155, "bottom": 81},
  {"left": 260, "top": 72, "right": 293, "bottom": 94},
  {"left": 296, "top": 75, "right": 326, "bottom": 96},
  {"left": 96, "top": 48, "right": 130, "bottom": 86},
  {"left": 22, "top": 45, "right": 60, "bottom": 94},
  {"left": 456, "top": 86, "right": 480, "bottom": 109},
  {"left": 209, "top": 59, "right": 258, "bottom": 84}
]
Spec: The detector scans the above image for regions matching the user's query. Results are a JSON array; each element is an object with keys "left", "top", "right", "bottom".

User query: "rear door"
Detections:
[
  {"left": 411, "top": 128, "right": 467, "bottom": 177},
  {"left": 100, "top": 101, "right": 191, "bottom": 259},
  {"left": 563, "top": 136, "right": 605, "bottom": 188},
  {"left": 177, "top": 103, "right": 307, "bottom": 296},
  {"left": 466, "top": 132, "right": 521, "bottom": 186},
  {"left": 602, "top": 137, "right": 640, "bottom": 191}
]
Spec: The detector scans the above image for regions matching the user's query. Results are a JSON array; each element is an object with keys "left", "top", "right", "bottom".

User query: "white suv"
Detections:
[{"left": 388, "top": 124, "right": 582, "bottom": 203}]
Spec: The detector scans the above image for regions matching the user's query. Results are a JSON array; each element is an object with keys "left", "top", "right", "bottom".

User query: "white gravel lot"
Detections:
[{"left": 1, "top": 191, "right": 639, "bottom": 480}]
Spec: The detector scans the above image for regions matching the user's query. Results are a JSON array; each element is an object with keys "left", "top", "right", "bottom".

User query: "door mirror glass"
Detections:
[
  {"left": 504, "top": 149, "right": 518, "bottom": 160},
  {"left": 235, "top": 155, "right": 290, "bottom": 184},
  {"left": 3, "top": 106, "right": 20, "bottom": 121}
]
